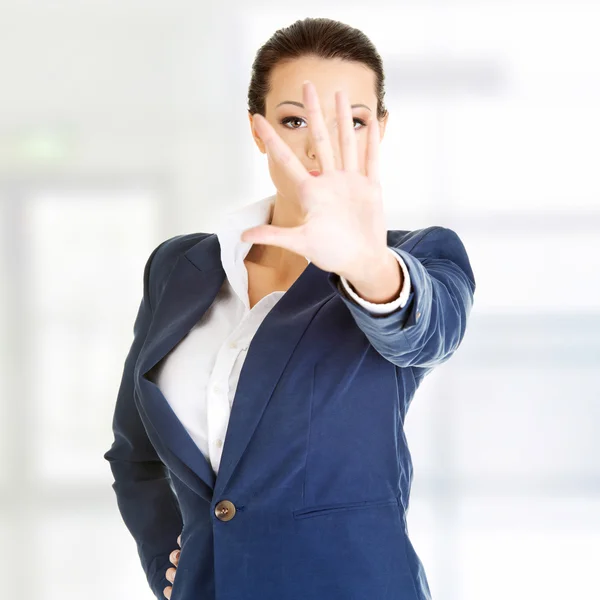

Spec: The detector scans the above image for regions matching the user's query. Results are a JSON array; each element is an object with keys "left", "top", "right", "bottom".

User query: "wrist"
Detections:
[{"left": 341, "top": 248, "right": 403, "bottom": 304}]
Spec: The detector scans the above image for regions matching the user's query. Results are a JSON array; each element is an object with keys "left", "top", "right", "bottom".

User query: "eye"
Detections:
[{"left": 280, "top": 116, "right": 367, "bottom": 130}]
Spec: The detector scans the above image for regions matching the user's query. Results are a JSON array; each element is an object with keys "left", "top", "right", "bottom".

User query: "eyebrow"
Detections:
[{"left": 276, "top": 100, "right": 371, "bottom": 111}]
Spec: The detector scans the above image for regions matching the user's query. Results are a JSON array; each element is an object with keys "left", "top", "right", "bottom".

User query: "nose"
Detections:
[{"left": 306, "top": 121, "right": 342, "bottom": 169}]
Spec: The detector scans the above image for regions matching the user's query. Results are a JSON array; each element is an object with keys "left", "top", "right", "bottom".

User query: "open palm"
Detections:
[{"left": 241, "top": 80, "right": 388, "bottom": 281}]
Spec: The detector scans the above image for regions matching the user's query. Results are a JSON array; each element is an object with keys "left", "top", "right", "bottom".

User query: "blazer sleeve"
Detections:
[
  {"left": 328, "top": 226, "right": 476, "bottom": 369},
  {"left": 103, "top": 240, "right": 183, "bottom": 600}
]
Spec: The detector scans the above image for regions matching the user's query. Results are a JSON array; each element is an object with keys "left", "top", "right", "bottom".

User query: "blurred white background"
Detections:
[{"left": 1, "top": 1, "right": 599, "bottom": 599}]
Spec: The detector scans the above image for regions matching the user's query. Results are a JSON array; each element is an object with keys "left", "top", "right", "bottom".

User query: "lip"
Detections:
[{"left": 309, "top": 170, "right": 321, "bottom": 177}]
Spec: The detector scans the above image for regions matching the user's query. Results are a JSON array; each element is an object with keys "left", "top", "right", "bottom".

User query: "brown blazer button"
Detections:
[{"left": 215, "top": 500, "right": 236, "bottom": 521}]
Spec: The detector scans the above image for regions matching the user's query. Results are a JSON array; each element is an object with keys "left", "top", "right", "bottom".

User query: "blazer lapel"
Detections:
[
  {"left": 134, "top": 233, "right": 336, "bottom": 499},
  {"left": 134, "top": 236, "right": 225, "bottom": 498},
  {"left": 211, "top": 253, "right": 335, "bottom": 499}
]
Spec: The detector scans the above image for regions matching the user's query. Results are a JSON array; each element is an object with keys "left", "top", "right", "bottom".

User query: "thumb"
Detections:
[{"left": 240, "top": 224, "right": 306, "bottom": 256}]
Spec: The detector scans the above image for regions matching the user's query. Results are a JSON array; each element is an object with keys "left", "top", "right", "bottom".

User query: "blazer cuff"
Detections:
[{"left": 338, "top": 247, "right": 412, "bottom": 315}]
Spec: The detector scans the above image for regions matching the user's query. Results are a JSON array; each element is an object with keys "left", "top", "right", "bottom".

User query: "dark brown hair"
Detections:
[{"left": 247, "top": 17, "right": 388, "bottom": 121}]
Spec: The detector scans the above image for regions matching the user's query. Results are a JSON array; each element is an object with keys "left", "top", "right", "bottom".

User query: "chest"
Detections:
[
  {"left": 245, "top": 260, "right": 293, "bottom": 310},
  {"left": 244, "top": 261, "right": 291, "bottom": 309}
]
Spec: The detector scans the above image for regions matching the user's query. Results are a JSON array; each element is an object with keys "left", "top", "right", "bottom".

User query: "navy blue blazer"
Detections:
[{"left": 104, "top": 225, "right": 475, "bottom": 600}]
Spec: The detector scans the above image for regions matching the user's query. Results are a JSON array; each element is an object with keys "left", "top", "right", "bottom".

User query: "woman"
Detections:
[{"left": 104, "top": 17, "right": 476, "bottom": 600}]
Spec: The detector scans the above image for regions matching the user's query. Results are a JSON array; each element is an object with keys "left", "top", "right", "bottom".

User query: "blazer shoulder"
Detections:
[
  {"left": 388, "top": 225, "right": 467, "bottom": 253},
  {"left": 388, "top": 225, "right": 475, "bottom": 289},
  {"left": 151, "top": 231, "right": 210, "bottom": 263},
  {"left": 387, "top": 225, "right": 445, "bottom": 250},
  {"left": 145, "top": 231, "right": 212, "bottom": 310}
]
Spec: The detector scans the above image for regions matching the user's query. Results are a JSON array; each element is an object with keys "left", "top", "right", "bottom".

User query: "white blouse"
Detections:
[{"left": 154, "top": 194, "right": 411, "bottom": 475}]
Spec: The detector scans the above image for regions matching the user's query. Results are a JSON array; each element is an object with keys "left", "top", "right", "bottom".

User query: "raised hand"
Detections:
[{"left": 241, "top": 80, "right": 390, "bottom": 283}]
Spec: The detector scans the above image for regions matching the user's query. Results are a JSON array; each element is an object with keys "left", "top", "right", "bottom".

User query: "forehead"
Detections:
[{"left": 266, "top": 56, "right": 376, "bottom": 111}]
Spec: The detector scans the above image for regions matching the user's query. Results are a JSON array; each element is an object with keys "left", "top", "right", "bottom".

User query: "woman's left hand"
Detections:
[{"left": 241, "top": 80, "right": 389, "bottom": 281}]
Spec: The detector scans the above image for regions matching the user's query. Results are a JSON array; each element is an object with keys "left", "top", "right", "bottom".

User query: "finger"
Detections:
[
  {"left": 177, "top": 534, "right": 181, "bottom": 547},
  {"left": 166, "top": 566, "right": 177, "bottom": 582},
  {"left": 336, "top": 89, "right": 358, "bottom": 172},
  {"left": 241, "top": 224, "right": 307, "bottom": 257},
  {"left": 163, "top": 585, "right": 172, "bottom": 599},
  {"left": 170, "top": 549, "right": 180, "bottom": 565},
  {"left": 253, "top": 114, "right": 310, "bottom": 188},
  {"left": 304, "top": 80, "right": 335, "bottom": 174},
  {"left": 365, "top": 116, "right": 380, "bottom": 186}
]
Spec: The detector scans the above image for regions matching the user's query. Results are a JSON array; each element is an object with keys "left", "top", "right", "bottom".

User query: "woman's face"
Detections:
[{"left": 249, "top": 56, "right": 388, "bottom": 203}]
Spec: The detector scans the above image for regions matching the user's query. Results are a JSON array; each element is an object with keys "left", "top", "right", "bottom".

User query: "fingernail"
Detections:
[{"left": 175, "top": 550, "right": 180, "bottom": 559}]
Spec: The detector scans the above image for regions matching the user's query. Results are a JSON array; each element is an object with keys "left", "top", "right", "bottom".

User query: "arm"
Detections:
[
  {"left": 103, "top": 240, "right": 183, "bottom": 600},
  {"left": 328, "top": 226, "right": 476, "bottom": 369}
]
